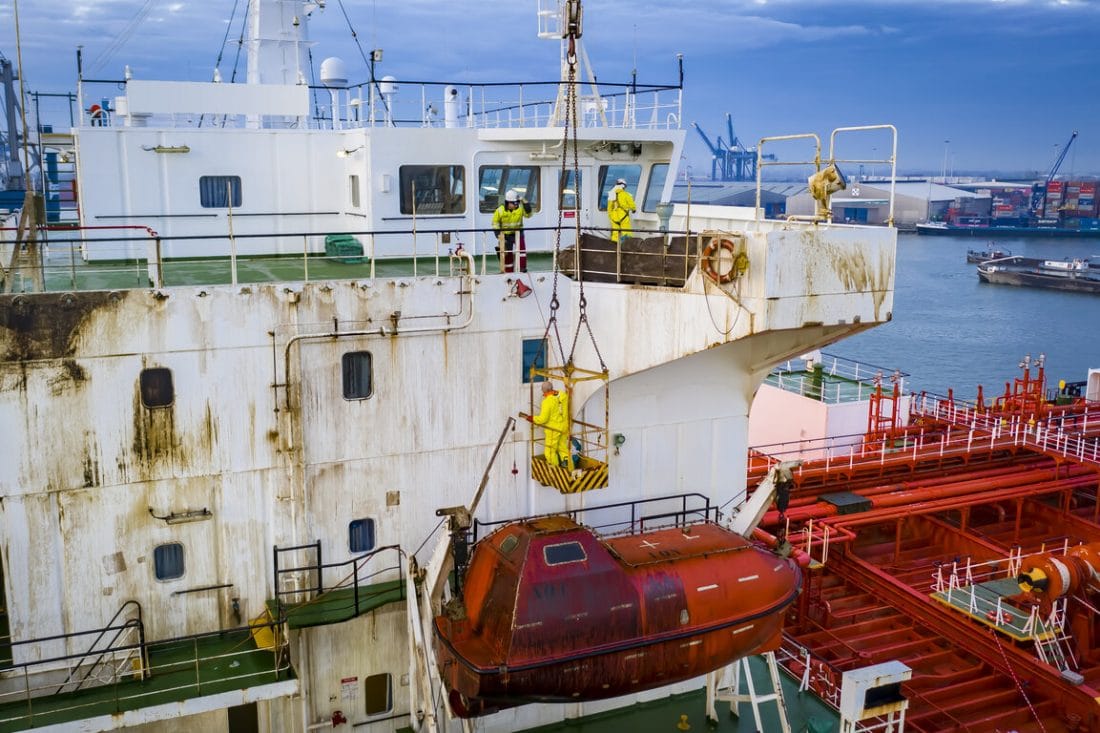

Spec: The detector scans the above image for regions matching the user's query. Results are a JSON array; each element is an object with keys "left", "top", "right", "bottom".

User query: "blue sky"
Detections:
[{"left": 3, "top": 0, "right": 1098, "bottom": 178}]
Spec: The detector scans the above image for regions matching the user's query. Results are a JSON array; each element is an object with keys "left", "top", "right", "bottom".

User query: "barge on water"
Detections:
[{"left": 976, "top": 256, "right": 1100, "bottom": 294}]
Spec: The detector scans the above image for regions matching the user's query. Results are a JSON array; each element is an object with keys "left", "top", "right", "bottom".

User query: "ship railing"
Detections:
[
  {"left": 769, "top": 352, "right": 909, "bottom": 400},
  {"left": 75, "top": 77, "right": 684, "bottom": 132},
  {"left": 0, "top": 621, "right": 292, "bottom": 730},
  {"left": 471, "top": 492, "right": 719, "bottom": 543},
  {"left": 271, "top": 542, "right": 404, "bottom": 613},
  {"left": 2, "top": 223, "right": 714, "bottom": 294},
  {"left": 756, "top": 125, "right": 898, "bottom": 226},
  {"left": 911, "top": 392, "right": 1100, "bottom": 467}
]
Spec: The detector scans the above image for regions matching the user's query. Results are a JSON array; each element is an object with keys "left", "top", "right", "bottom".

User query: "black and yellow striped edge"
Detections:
[{"left": 531, "top": 457, "right": 609, "bottom": 494}]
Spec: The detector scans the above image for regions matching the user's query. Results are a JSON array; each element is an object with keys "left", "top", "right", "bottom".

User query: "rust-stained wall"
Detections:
[{"left": 0, "top": 214, "right": 896, "bottom": 730}]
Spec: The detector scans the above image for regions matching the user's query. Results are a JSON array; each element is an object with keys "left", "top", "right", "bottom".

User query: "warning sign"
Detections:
[{"left": 341, "top": 676, "right": 358, "bottom": 701}]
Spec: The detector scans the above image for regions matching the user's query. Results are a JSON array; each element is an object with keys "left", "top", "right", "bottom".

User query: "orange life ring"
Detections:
[{"left": 701, "top": 237, "right": 740, "bottom": 284}]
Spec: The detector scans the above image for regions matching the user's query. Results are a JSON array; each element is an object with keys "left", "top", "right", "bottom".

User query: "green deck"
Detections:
[
  {"left": 930, "top": 577, "right": 1047, "bottom": 641},
  {"left": 0, "top": 630, "right": 293, "bottom": 731},
  {"left": 267, "top": 579, "right": 406, "bottom": 629},
  {"left": 18, "top": 250, "right": 556, "bottom": 293},
  {"left": 520, "top": 656, "right": 839, "bottom": 733}
]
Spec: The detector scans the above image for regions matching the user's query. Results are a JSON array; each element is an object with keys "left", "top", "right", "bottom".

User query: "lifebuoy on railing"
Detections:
[{"left": 700, "top": 236, "right": 747, "bottom": 284}]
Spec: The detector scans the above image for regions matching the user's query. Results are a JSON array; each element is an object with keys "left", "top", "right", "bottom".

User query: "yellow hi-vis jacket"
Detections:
[
  {"left": 492, "top": 203, "right": 532, "bottom": 234},
  {"left": 533, "top": 389, "right": 569, "bottom": 435},
  {"left": 608, "top": 187, "right": 636, "bottom": 225}
]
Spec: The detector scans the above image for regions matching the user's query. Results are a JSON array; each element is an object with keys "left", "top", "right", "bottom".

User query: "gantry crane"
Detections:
[
  {"left": 1032, "top": 130, "right": 1077, "bottom": 218},
  {"left": 692, "top": 114, "right": 774, "bottom": 181}
]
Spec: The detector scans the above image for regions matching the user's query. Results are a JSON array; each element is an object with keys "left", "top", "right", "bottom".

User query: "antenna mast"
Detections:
[{"left": 539, "top": 0, "right": 606, "bottom": 127}]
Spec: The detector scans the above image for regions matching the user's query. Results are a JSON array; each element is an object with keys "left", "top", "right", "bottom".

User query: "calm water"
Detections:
[{"left": 837, "top": 233, "right": 1100, "bottom": 400}]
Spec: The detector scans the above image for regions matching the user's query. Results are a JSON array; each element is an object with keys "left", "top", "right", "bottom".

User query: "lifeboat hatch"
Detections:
[{"left": 527, "top": 361, "right": 609, "bottom": 494}]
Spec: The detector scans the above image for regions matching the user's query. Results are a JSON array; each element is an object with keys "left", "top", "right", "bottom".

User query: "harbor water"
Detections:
[{"left": 840, "top": 233, "right": 1100, "bottom": 400}]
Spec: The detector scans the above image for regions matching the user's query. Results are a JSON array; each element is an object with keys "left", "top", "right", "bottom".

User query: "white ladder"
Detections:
[{"left": 705, "top": 652, "right": 792, "bottom": 733}]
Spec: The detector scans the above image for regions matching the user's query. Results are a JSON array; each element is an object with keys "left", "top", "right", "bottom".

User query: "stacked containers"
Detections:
[
  {"left": 1077, "top": 182, "right": 1097, "bottom": 217},
  {"left": 1045, "top": 180, "right": 1064, "bottom": 217}
]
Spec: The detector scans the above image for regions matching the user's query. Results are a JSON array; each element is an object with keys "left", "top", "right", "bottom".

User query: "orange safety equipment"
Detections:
[{"left": 701, "top": 237, "right": 741, "bottom": 284}]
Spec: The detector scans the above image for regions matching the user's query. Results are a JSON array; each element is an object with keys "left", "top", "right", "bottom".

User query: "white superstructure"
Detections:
[{"left": 0, "top": 2, "right": 898, "bottom": 731}]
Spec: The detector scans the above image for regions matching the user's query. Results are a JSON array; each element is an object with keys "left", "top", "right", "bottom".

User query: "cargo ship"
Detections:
[
  {"left": 977, "top": 255, "right": 1100, "bottom": 294},
  {"left": 918, "top": 174, "right": 1100, "bottom": 238},
  {"left": 0, "top": 1, "right": 901, "bottom": 732}
]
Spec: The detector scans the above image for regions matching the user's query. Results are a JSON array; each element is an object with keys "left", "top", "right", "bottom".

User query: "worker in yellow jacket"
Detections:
[
  {"left": 607, "top": 177, "right": 636, "bottom": 243},
  {"left": 492, "top": 189, "right": 532, "bottom": 273},
  {"left": 526, "top": 381, "right": 571, "bottom": 468}
]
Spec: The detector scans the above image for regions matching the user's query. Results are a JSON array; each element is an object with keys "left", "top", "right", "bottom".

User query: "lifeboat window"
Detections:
[
  {"left": 199, "top": 176, "right": 242, "bottom": 208},
  {"left": 140, "top": 368, "right": 174, "bottom": 408},
  {"left": 348, "top": 518, "right": 376, "bottom": 553},
  {"left": 342, "top": 351, "right": 373, "bottom": 400},
  {"left": 642, "top": 163, "right": 669, "bottom": 212},
  {"left": 521, "top": 338, "right": 548, "bottom": 383},
  {"left": 559, "top": 170, "right": 581, "bottom": 210},
  {"left": 544, "top": 541, "right": 586, "bottom": 566},
  {"left": 499, "top": 535, "right": 519, "bottom": 555},
  {"left": 399, "top": 165, "right": 465, "bottom": 215},
  {"left": 363, "top": 672, "right": 393, "bottom": 716},
  {"left": 153, "top": 542, "right": 185, "bottom": 581},
  {"left": 597, "top": 165, "right": 641, "bottom": 211},
  {"left": 478, "top": 166, "right": 541, "bottom": 213}
]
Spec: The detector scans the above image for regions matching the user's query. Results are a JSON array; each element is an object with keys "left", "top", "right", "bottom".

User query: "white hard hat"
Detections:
[
  {"left": 505, "top": 189, "right": 519, "bottom": 202},
  {"left": 615, "top": 177, "right": 627, "bottom": 186}
]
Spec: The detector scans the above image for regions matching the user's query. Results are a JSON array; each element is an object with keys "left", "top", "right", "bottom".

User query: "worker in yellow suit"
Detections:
[
  {"left": 607, "top": 177, "right": 636, "bottom": 243},
  {"left": 491, "top": 189, "right": 532, "bottom": 273},
  {"left": 525, "top": 381, "right": 571, "bottom": 467}
]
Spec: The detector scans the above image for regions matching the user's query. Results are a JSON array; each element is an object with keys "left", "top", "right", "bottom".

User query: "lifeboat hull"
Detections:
[{"left": 433, "top": 516, "right": 801, "bottom": 717}]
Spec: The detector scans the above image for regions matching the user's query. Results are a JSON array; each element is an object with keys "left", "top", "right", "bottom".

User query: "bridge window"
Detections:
[
  {"left": 153, "top": 542, "right": 185, "bottom": 581},
  {"left": 559, "top": 170, "right": 581, "bottom": 211},
  {"left": 399, "top": 165, "right": 465, "bottom": 215},
  {"left": 643, "top": 163, "right": 669, "bottom": 212},
  {"left": 364, "top": 672, "right": 393, "bottom": 716},
  {"left": 478, "top": 166, "right": 541, "bottom": 213},
  {"left": 522, "top": 338, "right": 547, "bottom": 384},
  {"left": 342, "top": 352, "right": 373, "bottom": 400},
  {"left": 140, "top": 368, "right": 174, "bottom": 408},
  {"left": 544, "top": 541, "right": 586, "bottom": 566},
  {"left": 348, "top": 518, "right": 376, "bottom": 554},
  {"left": 199, "top": 176, "right": 242, "bottom": 208},
  {"left": 597, "top": 165, "right": 641, "bottom": 211}
]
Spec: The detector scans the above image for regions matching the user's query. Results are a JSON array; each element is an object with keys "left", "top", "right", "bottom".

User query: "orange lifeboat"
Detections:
[{"left": 433, "top": 515, "right": 801, "bottom": 717}]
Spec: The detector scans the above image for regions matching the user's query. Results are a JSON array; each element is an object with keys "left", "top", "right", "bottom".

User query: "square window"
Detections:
[
  {"left": 598, "top": 165, "right": 641, "bottom": 211},
  {"left": 349, "top": 518, "right": 376, "bottom": 554},
  {"left": 342, "top": 352, "right": 373, "bottom": 400},
  {"left": 199, "top": 176, "right": 242, "bottom": 208},
  {"left": 364, "top": 672, "right": 393, "bottom": 717},
  {"left": 479, "top": 166, "right": 541, "bottom": 213},
  {"left": 559, "top": 170, "right": 581, "bottom": 211},
  {"left": 522, "top": 339, "right": 547, "bottom": 384},
  {"left": 642, "top": 163, "right": 669, "bottom": 212},
  {"left": 140, "top": 368, "right": 174, "bottom": 408},
  {"left": 153, "top": 543, "right": 185, "bottom": 580},
  {"left": 399, "top": 165, "right": 465, "bottom": 215}
]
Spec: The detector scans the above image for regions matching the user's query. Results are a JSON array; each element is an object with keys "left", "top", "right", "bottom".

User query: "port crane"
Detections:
[
  {"left": 1032, "top": 130, "right": 1077, "bottom": 218},
  {"left": 692, "top": 114, "right": 774, "bottom": 181}
]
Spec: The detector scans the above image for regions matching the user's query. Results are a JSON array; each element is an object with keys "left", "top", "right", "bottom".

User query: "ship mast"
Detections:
[
  {"left": 246, "top": 0, "right": 324, "bottom": 86},
  {"left": 540, "top": 0, "right": 607, "bottom": 127}
]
